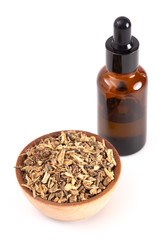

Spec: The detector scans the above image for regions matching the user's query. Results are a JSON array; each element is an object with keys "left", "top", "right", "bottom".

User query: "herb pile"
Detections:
[{"left": 18, "top": 131, "right": 116, "bottom": 203}]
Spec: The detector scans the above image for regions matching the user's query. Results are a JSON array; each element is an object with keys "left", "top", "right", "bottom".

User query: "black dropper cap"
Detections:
[{"left": 106, "top": 16, "right": 139, "bottom": 74}]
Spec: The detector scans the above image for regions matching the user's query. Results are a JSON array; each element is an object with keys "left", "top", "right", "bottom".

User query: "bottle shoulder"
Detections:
[{"left": 97, "top": 65, "right": 147, "bottom": 95}]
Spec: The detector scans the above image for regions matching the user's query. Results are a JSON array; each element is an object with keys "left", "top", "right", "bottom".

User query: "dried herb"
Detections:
[{"left": 17, "top": 131, "right": 116, "bottom": 203}]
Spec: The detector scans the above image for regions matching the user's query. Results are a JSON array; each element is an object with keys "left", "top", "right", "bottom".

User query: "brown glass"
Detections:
[{"left": 97, "top": 65, "right": 148, "bottom": 156}]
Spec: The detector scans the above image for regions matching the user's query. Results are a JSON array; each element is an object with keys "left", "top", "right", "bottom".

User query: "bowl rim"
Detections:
[{"left": 15, "top": 130, "right": 121, "bottom": 207}]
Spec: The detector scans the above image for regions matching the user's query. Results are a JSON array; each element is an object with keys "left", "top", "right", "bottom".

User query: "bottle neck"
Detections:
[{"left": 105, "top": 36, "right": 139, "bottom": 74}]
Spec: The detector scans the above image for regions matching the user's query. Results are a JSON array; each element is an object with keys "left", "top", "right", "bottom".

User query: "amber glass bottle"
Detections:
[{"left": 97, "top": 17, "right": 147, "bottom": 156}]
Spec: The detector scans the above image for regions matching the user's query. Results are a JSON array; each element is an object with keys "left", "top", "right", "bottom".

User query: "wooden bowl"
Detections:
[{"left": 15, "top": 130, "right": 121, "bottom": 221}]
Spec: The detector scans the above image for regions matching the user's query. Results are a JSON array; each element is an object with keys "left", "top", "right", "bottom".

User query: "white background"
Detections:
[{"left": 0, "top": 0, "right": 167, "bottom": 239}]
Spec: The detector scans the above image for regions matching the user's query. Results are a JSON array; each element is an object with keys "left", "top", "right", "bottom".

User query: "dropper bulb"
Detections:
[{"left": 114, "top": 16, "right": 131, "bottom": 46}]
